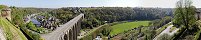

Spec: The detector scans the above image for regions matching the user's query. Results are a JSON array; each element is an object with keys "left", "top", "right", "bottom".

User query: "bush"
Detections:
[
  {"left": 101, "top": 27, "right": 112, "bottom": 36},
  {"left": 80, "top": 35, "right": 93, "bottom": 40},
  {"left": 26, "top": 22, "right": 48, "bottom": 34},
  {"left": 36, "top": 27, "right": 46, "bottom": 33},
  {"left": 157, "top": 33, "right": 172, "bottom": 40},
  {"left": 27, "top": 22, "right": 37, "bottom": 31},
  {"left": 193, "top": 30, "right": 201, "bottom": 40},
  {"left": 21, "top": 27, "right": 42, "bottom": 40}
]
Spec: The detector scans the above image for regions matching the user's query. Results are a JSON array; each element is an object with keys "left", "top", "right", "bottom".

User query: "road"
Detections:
[{"left": 153, "top": 25, "right": 179, "bottom": 40}]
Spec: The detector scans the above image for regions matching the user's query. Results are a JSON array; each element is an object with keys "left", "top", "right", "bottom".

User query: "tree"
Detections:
[
  {"left": 27, "top": 22, "right": 37, "bottom": 31},
  {"left": 142, "top": 27, "right": 156, "bottom": 40},
  {"left": 101, "top": 27, "right": 112, "bottom": 36},
  {"left": 50, "top": 8, "right": 74, "bottom": 24},
  {"left": 173, "top": 0, "right": 196, "bottom": 29},
  {"left": 0, "top": 5, "right": 8, "bottom": 9},
  {"left": 158, "top": 33, "right": 171, "bottom": 40}
]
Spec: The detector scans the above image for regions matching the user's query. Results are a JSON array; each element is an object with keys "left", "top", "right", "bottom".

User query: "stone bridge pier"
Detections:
[
  {"left": 62, "top": 22, "right": 81, "bottom": 40},
  {"left": 41, "top": 14, "right": 84, "bottom": 40}
]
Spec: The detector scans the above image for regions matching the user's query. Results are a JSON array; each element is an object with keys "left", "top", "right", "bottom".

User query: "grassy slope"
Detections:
[
  {"left": 0, "top": 18, "right": 27, "bottom": 40},
  {"left": 110, "top": 21, "right": 150, "bottom": 36}
]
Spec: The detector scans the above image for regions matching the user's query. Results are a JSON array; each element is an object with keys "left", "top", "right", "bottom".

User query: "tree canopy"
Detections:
[
  {"left": 0, "top": 5, "right": 8, "bottom": 9},
  {"left": 173, "top": 0, "right": 196, "bottom": 29}
]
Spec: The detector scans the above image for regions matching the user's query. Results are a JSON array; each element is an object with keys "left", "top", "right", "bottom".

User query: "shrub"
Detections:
[
  {"left": 27, "top": 22, "right": 37, "bottom": 31},
  {"left": 21, "top": 27, "right": 42, "bottom": 40},
  {"left": 157, "top": 33, "right": 172, "bottom": 40},
  {"left": 101, "top": 27, "right": 112, "bottom": 36}
]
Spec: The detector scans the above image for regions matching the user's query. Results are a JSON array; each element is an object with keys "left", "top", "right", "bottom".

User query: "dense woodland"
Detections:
[{"left": 79, "top": 7, "right": 173, "bottom": 29}]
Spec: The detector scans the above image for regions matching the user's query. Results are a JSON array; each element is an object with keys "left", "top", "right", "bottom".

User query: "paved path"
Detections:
[
  {"left": 0, "top": 28, "right": 6, "bottom": 40},
  {"left": 153, "top": 25, "right": 179, "bottom": 40},
  {"left": 40, "top": 14, "right": 84, "bottom": 40}
]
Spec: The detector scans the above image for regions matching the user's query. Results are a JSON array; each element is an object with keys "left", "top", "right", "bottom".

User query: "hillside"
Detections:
[{"left": 0, "top": 17, "right": 27, "bottom": 40}]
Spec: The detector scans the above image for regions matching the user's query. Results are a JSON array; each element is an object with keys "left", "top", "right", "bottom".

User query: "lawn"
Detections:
[{"left": 110, "top": 21, "right": 150, "bottom": 36}]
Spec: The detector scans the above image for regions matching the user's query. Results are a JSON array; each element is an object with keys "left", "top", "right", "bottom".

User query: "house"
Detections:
[
  {"left": 37, "top": 16, "right": 45, "bottom": 19},
  {"left": 31, "top": 18, "right": 41, "bottom": 27},
  {"left": 196, "top": 9, "right": 201, "bottom": 20}
]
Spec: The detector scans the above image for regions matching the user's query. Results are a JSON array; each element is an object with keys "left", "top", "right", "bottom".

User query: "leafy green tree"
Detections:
[
  {"left": 101, "top": 27, "right": 112, "bottom": 36},
  {"left": 158, "top": 33, "right": 171, "bottom": 40},
  {"left": 142, "top": 27, "right": 156, "bottom": 40},
  {"left": 50, "top": 8, "right": 74, "bottom": 24},
  {"left": 12, "top": 14, "right": 24, "bottom": 25},
  {"left": 0, "top": 5, "right": 7, "bottom": 9},
  {"left": 173, "top": 0, "right": 196, "bottom": 29},
  {"left": 27, "top": 22, "right": 37, "bottom": 31}
]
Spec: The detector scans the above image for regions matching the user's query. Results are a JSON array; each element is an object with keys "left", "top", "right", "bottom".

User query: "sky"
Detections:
[{"left": 0, "top": 0, "right": 201, "bottom": 8}]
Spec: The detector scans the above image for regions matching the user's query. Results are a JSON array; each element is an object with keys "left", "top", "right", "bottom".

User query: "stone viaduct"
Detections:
[{"left": 41, "top": 14, "right": 84, "bottom": 40}]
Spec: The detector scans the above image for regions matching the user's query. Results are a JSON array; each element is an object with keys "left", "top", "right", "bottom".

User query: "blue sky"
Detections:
[{"left": 0, "top": 0, "right": 201, "bottom": 8}]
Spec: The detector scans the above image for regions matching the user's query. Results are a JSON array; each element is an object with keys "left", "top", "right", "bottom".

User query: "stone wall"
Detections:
[{"left": 1, "top": 8, "right": 11, "bottom": 21}]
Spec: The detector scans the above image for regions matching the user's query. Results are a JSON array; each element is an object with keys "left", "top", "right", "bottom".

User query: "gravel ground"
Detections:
[
  {"left": 153, "top": 25, "right": 179, "bottom": 40},
  {"left": 0, "top": 28, "right": 6, "bottom": 40}
]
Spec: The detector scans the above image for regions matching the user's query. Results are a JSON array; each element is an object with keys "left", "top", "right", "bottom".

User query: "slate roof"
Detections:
[{"left": 31, "top": 18, "right": 41, "bottom": 25}]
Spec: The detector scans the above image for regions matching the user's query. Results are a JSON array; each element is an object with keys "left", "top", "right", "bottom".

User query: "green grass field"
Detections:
[{"left": 110, "top": 21, "right": 150, "bottom": 36}]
